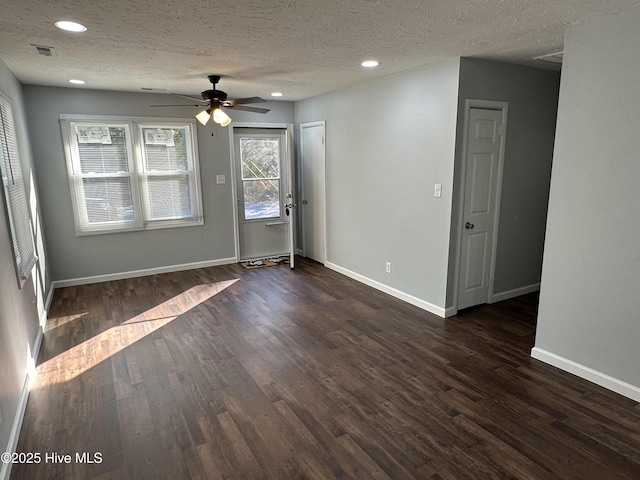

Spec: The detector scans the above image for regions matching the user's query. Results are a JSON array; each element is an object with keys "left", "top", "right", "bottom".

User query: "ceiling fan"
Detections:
[{"left": 151, "top": 75, "right": 270, "bottom": 127}]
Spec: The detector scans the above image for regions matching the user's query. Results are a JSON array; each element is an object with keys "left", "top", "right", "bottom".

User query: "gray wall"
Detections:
[
  {"left": 534, "top": 6, "right": 640, "bottom": 390},
  {"left": 23, "top": 86, "right": 294, "bottom": 282},
  {"left": 0, "top": 60, "right": 47, "bottom": 473},
  {"left": 449, "top": 59, "right": 560, "bottom": 306},
  {"left": 295, "top": 59, "right": 461, "bottom": 312},
  {"left": 294, "top": 57, "right": 559, "bottom": 314}
]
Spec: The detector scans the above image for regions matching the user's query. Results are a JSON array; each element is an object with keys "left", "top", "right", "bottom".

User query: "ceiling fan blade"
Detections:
[
  {"left": 226, "top": 96, "right": 266, "bottom": 106},
  {"left": 150, "top": 103, "right": 205, "bottom": 107},
  {"left": 229, "top": 105, "right": 271, "bottom": 114},
  {"left": 177, "top": 94, "right": 205, "bottom": 102}
]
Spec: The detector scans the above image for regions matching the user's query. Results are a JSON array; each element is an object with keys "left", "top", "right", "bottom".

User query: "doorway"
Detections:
[
  {"left": 299, "top": 121, "right": 326, "bottom": 264},
  {"left": 456, "top": 101, "right": 508, "bottom": 310},
  {"left": 231, "top": 126, "right": 293, "bottom": 262}
]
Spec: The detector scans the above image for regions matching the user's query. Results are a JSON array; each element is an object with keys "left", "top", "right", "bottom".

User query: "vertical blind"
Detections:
[{"left": 0, "top": 92, "right": 37, "bottom": 284}]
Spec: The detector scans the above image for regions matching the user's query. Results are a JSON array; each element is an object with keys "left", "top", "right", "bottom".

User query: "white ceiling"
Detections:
[{"left": 1, "top": 0, "right": 638, "bottom": 101}]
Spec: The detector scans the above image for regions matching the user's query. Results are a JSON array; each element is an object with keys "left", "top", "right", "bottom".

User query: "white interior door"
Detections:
[
  {"left": 233, "top": 127, "right": 289, "bottom": 261},
  {"left": 300, "top": 121, "right": 326, "bottom": 264},
  {"left": 457, "top": 107, "right": 505, "bottom": 310}
]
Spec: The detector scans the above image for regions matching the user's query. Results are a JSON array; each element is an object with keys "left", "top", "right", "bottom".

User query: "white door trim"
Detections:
[
  {"left": 453, "top": 99, "right": 508, "bottom": 312},
  {"left": 299, "top": 121, "right": 327, "bottom": 264},
  {"left": 285, "top": 125, "right": 295, "bottom": 268},
  {"left": 228, "top": 122, "right": 293, "bottom": 263}
]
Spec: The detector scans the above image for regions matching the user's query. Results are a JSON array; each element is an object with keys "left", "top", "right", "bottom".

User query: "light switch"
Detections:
[
  {"left": 434, "top": 183, "right": 442, "bottom": 198},
  {"left": 216, "top": 175, "right": 226, "bottom": 185}
]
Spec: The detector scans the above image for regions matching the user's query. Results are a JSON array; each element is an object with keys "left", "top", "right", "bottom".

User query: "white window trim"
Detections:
[
  {"left": 135, "top": 121, "right": 203, "bottom": 230},
  {"left": 60, "top": 115, "right": 203, "bottom": 235},
  {"left": 239, "top": 136, "right": 283, "bottom": 222},
  {"left": 61, "top": 120, "right": 143, "bottom": 234},
  {"left": 0, "top": 92, "right": 37, "bottom": 286}
]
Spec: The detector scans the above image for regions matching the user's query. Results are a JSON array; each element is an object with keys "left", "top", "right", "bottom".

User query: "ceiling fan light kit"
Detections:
[
  {"left": 195, "top": 106, "right": 232, "bottom": 127},
  {"left": 195, "top": 109, "right": 211, "bottom": 125},
  {"left": 212, "top": 108, "right": 232, "bottom": 126},
  {"left": 151, "top": 74, "right": 270, "bottom": 128}
]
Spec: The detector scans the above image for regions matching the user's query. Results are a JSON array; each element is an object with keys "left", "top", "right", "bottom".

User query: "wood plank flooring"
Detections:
[{"left": 10, "top": 257, "right": 640, "bottom": 479}]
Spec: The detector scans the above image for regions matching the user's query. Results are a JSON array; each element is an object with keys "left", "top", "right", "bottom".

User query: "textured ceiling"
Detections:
[{"left": 1, "top": 0, "right": 639, "bottom": 101}]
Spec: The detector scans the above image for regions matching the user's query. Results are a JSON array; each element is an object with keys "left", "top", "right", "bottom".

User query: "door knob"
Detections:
[
  {"left": 302, "top": 200, "right": 308, "bottom": 204},
  {"left": 465, "top": 222, "right": 475, "bottom": 230}
]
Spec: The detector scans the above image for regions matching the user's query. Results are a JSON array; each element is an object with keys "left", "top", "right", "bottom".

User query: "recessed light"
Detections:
[
  {"left": 55, "top": 21, "right": 87, "bottom": 33},
  {"left": 271, "top": 92, "right": 283, "bottom": 97},
  {"left": 69, "top": 79, "right": 86, "bottom": 85},
  {"left": 361, "top": 60, "right": 379, "bottom": 68}
]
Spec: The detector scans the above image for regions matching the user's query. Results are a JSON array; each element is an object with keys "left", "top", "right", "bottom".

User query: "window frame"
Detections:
[
  {"left": 61, "top": 115, "right": 203, "bottom": 235},
  {"left": 136, "top": 121, "right": 203, "bottom": 229},
  {"left": 62, "top": 119, "right": 142, "bottom": 234},
  {"left": 239, "top": 136, "right": 283, "bottom": 222},
  {"left": 0, "top": 92, "right": 37, "bottom": 287}
]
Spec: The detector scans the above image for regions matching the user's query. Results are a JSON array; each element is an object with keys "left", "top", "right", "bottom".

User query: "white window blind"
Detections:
[
  {"left": 63, "top": 122, "right": 141, "bottom": 233},
  {"left": 138, "top": 124, "right": 200, "bottom": 224},
  {"left": 61, "top": 117, "right": 202, "bottom": 235},
  {"left": 0, "top": 92, "right": 37, "bottom": 285}
]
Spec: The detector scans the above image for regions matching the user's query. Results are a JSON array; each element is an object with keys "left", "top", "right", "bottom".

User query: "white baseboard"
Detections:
[
  {"left": 2, "top": 256, "right": 239, "bottom": 480},
  {"left": 0, "top": 326, "right": 42, "bottom": 480},
  {"left": 443, "top": 306, "right": 458, "bottom": 317},
  {"left": 490, "top": 283, "right": 540, "bottom": 303},
  {"left": 44, "top": 282, "right": 55, "bottom": 314},
  {"left": 325, "top": 262, "right": 446, "bottom": 318},
  {"left": 52, "top": 257, "right": 238, "bottom": 289},
  {"left": 1, "top": 274, "right": 51, "bottom": 480},
  {"left": 531, "top": 347, "right": 640, "bottom": 403}
]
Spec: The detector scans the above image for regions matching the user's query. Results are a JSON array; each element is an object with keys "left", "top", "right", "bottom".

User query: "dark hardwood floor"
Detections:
[{"left": 11, "top": 257, "right": 640, "bottom": 479}]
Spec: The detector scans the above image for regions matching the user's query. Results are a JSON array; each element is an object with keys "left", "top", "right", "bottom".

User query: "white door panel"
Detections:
[
  {"left": 233, "top": 128, "right": 289, "bottom": 261},
  {"left": 458, "top": 107, "right": 505, "bottom": 310},
  {"left": 469, "top": 153, "right": 495, "bottom": 215},
  {"left": 300, "top": 122, "right": 326, "bottom": 264},
  {"left": 464, "top": 232, "right": 489, "bottom": 290}
]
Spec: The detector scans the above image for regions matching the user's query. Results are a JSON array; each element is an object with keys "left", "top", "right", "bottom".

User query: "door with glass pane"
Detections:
[{"left": 233, "top": 128, "right": 289, "bottom": 260}]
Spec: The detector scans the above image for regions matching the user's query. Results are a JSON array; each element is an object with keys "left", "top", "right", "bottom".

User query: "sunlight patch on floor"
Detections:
[
  {"left": 45, "top": 312, "right": 88, "bottom": 332},
  {"left": 35, "top": 279, "right": 238, "bottom": 388}
]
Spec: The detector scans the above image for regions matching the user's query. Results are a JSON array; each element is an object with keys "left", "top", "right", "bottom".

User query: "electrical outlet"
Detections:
[
  {"left": 385, "top": 262, "right": 392, "bottom": 274},
  {"left": 434, "top": 183, "right": 442, "bottom": 198},
  {"left": 216, "top": 174, "right": 226, "bottom": 185}
]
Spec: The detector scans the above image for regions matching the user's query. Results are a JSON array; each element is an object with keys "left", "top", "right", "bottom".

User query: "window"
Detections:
[
  {"left": 240, "top": 137, "right": 281, "bottom": 220},
  {"left": 0, "top": 92, "right": 37, "bottom": 285},
  {"left": 61, "top": 116, "right": 203, "bottom": 234}
]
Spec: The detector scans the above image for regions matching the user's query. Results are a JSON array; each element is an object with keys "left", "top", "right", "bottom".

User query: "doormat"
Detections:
[{"left": 241, "top": 256, "right": 290, "bottom": 269}]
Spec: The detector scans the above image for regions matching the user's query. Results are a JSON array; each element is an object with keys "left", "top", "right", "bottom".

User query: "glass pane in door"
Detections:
[{"left": 240, "top": 138, "right": 281, "bottom": 220}]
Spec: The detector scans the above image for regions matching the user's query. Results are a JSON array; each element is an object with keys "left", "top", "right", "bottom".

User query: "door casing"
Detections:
[{"left": 228, "top": 123, "right": 295, "bottom": 264}]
